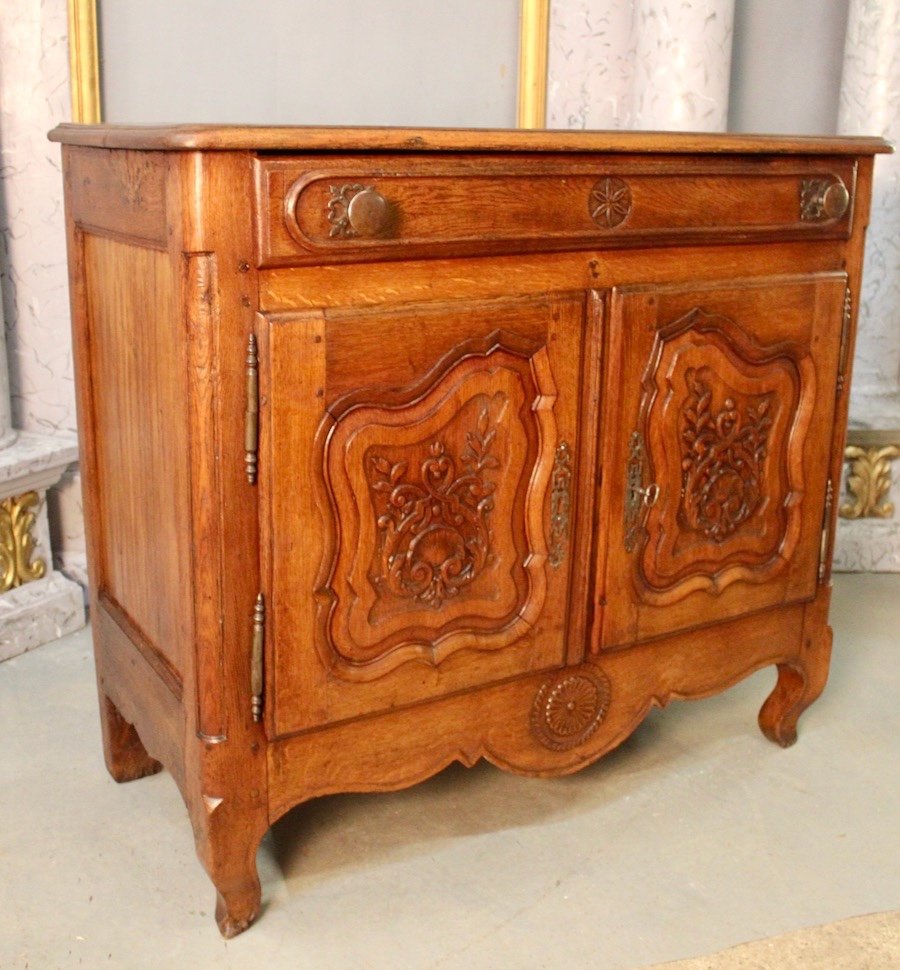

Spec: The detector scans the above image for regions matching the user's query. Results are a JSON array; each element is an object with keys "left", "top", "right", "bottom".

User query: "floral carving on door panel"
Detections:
[
  {"left": 680, "top": 370, "right": 774, "bottom": 543},
  {"left": 315, "top": 333, "right": 560, "bottom": 681},
  {"left": 635, "top": 308, "right": 812, "bottom": 604},
  {"left": 366, "top": 403, "right": 499, "bottom": 609}
]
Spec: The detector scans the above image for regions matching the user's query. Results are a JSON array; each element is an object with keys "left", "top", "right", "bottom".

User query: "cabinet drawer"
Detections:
[{"left": 255, "top": 154, "right": 857, "bottom": 267}]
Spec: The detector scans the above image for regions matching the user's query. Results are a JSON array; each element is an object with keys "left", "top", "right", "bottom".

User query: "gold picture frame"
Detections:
[
  {"left": 67, "top": 0, "right": 101, "bottom": 124},
  {"left": 517, "top": 0, "right": 550, "bottom": 128},
  {"left": 66, "top": 0, "right": 549, "bottom": 128}
]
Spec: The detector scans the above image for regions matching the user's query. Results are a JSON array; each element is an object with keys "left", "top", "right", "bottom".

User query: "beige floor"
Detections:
[
  {"left": 1, "top": 574, "right": 898, "bottom": 970},
  {"left": 649, "top": 910, "right": 900, "bottom": 969}
]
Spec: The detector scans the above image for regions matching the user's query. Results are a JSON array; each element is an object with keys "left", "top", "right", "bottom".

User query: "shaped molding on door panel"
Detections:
[
  {"left": 315, "top": 332, "right": 559, "bottom": 681},
  {"left": 635, "top": 309, "right": 813, "bottom": 605},
  {"left": 599, "top": 273, "right": 846, "bottom": 650}
]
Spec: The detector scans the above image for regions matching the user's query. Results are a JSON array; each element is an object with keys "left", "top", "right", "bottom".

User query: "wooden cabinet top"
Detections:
[{"left": 49, "top": 123, "right": 892, "bottom": 156}]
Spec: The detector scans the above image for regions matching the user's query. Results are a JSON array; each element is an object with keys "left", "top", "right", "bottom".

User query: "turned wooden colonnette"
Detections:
[{"left": 49, "top": 123, "right": 890, "bottom": 935}]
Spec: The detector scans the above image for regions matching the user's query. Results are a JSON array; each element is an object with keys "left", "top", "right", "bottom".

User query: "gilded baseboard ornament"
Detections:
[
  {"left": 0, "top": 491, "right": 47, "bottom": 592},
  {"left": 840, "top": 443, "right": 899, "bottom": 519}
]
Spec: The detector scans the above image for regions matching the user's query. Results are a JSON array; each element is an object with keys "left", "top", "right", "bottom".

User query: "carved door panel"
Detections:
[
  {"left": 260, "top": 294, "right": 598, "bottom": 737},
  {"left": 599, "top": 273, "right": 846, "bottom": 646}
]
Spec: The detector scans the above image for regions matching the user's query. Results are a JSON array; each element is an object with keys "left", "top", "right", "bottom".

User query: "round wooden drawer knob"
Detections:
[
  {"left": 821, "top": 180, "right": 850, "bottom": 220},
  {"left": 347, "top": 187, "right": 391, "bottom": 237},
  {"left": 801, "top": 176, "right": 851, "bottom": 221}
]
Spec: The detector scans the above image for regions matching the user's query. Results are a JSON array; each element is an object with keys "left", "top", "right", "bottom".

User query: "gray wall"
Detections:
[
  {"left": 98, "top": 0, "right": 519, "bottom": 127},
  {"left": 728, "top": 0, "right": 849, "bottom": 134}
]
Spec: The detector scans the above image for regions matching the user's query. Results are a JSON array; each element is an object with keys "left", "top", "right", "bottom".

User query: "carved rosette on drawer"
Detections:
[
  {"left": 531, "top": 666, "right": 612, "bottom": 751},
  {"left": 588, "top": 177, "right": 632, "bottom": 228},
  {"left": 317, "top": 334, "right": 559, "bottom": 680},
  {"left": 635, "top": 309, "right": 810, "bottom": 603}
]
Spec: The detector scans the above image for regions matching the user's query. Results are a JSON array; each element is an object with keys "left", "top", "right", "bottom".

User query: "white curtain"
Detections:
[{"left": 547, "top": 0, "right": 735, "bottom": 131}]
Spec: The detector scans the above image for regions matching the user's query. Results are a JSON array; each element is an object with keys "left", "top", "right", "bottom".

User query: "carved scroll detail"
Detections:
[
  {"left": 0, "top": 491, "right": 46, "bottom": 592},
  {"left": 531, "top": 667, "right": 612, "bottom": 751},
  {"left": 327, "top": 183, "right": 367, "bottom": 238},
  {"left": 680, "top": 370, "right": 774, "bottom": 542},
  {"left": 367, "top": 404, "right": 499, "bottom": 609}
]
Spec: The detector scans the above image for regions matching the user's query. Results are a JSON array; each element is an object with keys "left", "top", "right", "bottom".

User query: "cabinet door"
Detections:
[
  {"left": 260, "top": 294, "right": 598, "bottom": 736},
  {"left": 600, "top": 273, "right": 846, "bottom": 646}
]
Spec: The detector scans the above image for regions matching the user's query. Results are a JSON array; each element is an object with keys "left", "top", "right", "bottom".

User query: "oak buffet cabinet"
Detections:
[{"left": 50, "top": 124, "right": 890, "bottom": 936}]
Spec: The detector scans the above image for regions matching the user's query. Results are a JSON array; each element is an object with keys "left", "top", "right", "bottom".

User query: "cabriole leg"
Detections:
[
  {"left": 758, "top": 617, "right": 833, "bottom": 748},
  {"left": 213, "top": 871, "right": 262, "bottom": 939},
  {"left": 191, "top": 795, "right": 267, "bottom": 938}
]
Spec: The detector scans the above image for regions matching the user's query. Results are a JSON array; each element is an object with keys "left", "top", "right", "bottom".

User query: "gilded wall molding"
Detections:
[
  {"left": 517, "top": 0, "right": 550, "bottom": 128},
  {"left": 839, "top": 430, "right": 900, "bottom": 521},
  {"left": 67, "top": 0, "right": 101, "bottom": 123}
]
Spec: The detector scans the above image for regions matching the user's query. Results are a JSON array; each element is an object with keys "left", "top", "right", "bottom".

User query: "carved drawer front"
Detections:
[
  {"left": 255, "top": 155, "right": 857, "bottom": 266},
  {"left": 259, "top": 293, "right": 595, "bottom": 737},
  {"left": 600, "top": 273, "right": 848, "bottom": 647}
]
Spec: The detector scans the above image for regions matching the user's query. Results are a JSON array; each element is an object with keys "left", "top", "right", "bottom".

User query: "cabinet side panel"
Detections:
[
  {"left": 65, "top": 146, "right": 168, "bottom": 248},
  {"left": 83, "top": 233, "right": 191, "bottom": 678}
]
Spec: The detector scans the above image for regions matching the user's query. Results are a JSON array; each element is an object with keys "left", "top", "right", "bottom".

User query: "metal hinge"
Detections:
[
  {"left": 245, "top": 334, "right": 259, "bottom": 484},
  {"left": 836, "top": 286, "right": 852, "bottom": 397},
  {"left": 250, "top": 593, "right": 265, "bottom": 722},
  {"left": 818, "top": 479, "right": 835, "bottom": 585}
]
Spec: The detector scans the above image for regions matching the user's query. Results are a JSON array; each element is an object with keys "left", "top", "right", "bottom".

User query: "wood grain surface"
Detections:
[{"left": 50, "top": 122, "right": 892, "bottom": 156}]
